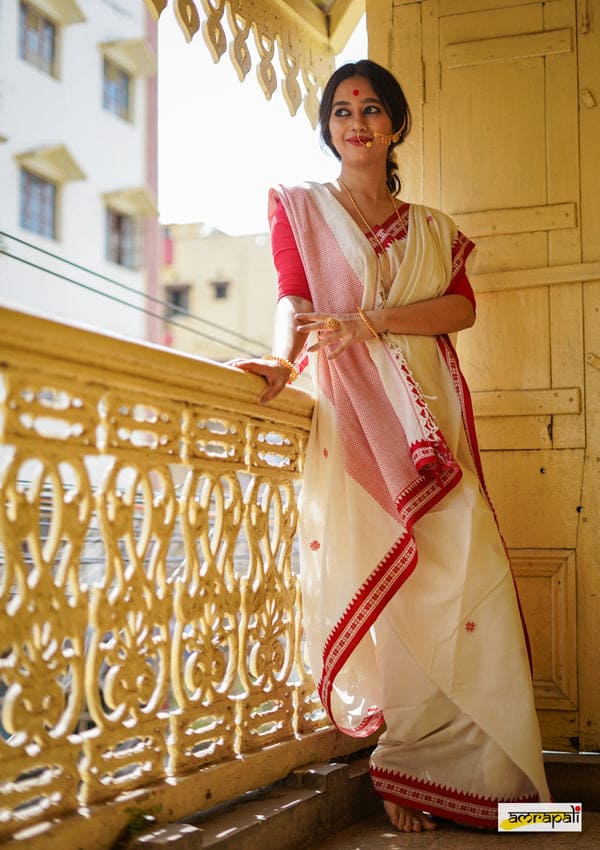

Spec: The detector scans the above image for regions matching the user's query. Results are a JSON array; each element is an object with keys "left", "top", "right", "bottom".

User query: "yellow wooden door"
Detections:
[{"left": 370, "top": 0, "right": 600, "bottom": 752}]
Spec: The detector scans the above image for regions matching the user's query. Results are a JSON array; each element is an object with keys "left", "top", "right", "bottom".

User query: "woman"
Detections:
[{"left": 234, "top": 60, "right": 550, "bottom": 833}]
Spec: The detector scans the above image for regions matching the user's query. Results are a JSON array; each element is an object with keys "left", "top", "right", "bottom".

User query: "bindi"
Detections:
[{"left": 352, "top": 88, "right": 360, "bottom": 96}]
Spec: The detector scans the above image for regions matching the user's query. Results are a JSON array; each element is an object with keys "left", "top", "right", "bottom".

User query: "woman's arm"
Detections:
[
  {"left": 272, "top": 295, "right": 314, "bottom": 362},
  {"left": 370, "top": 293, "right": 475, "bottom": 336},
  {"left": 233, "top": 295, "right": 313, "bottom": 403},
  {"left": 295, "top": 293, "right": 475, "bottom": 361}
]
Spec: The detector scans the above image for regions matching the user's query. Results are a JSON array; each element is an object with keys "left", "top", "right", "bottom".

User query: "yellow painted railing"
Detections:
[{"left": 0, "top": 308, "right": 369, "bottom": 849}]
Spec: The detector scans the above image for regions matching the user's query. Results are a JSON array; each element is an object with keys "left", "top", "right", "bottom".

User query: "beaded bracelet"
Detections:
[
  {"left": 263, "top": 354, "right": 299, "bottom": 383},
  {"left": 357, "top": 308, "right": 380, "bottom": 340}
]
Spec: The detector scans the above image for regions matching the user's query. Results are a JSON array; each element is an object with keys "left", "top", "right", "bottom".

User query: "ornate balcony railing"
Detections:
[{"left": 0, "top": 307, "right": 370, "bottom": 850}]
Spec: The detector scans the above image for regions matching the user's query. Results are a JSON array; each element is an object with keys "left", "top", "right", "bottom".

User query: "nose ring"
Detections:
[{"left": 354, "top": 126, "right": 373, "bottom": 148}]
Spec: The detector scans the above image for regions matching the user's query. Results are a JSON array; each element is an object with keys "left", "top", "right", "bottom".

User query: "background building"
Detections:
[
  {"left": 162, "top": 223, "right": 276, "bottom": 362},
  {"left": 0, "top": 0, "right": 160, "bottom": 342}
]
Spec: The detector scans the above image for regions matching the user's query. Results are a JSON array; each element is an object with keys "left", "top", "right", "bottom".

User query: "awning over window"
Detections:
[
  {"left": 16, "top": 144, "right": 86, "bottom": 182},
  {"left": 99, "top": 39, "right": 158, "bottom": 77},
  {"left": 103, "top": 187, "right": 159, "bottom": 218},
  {"left": 144, "top": 0, "right": 363, "bottom": 126},
  {"left": 27, "top": 0, "right": 85, "bottom": 25}
]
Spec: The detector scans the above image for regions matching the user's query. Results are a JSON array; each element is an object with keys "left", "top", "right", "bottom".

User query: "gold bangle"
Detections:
[
  {"left": 357, "top": 308, "right": 380, "bottom": 340},
  {"left": 263, "top": 354, "right": 298, "bottom": 383}
]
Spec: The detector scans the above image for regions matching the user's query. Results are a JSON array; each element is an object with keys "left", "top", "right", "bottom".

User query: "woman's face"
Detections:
[{"left": 328, "top": 75, "right": 394, "bottom": 163}]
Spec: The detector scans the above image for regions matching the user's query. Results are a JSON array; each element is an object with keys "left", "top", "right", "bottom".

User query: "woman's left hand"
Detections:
[{"left": 295, "top": 311, "right": 374, "bottom": 359}]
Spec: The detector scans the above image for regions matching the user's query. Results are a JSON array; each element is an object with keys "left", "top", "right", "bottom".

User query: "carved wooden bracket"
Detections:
[{"left": 144, "top": 0, "right": 337, "bottom": 126}]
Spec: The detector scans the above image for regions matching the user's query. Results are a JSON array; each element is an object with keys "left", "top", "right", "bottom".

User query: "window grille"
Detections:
[
  {"left": 19, "top": 1, "right": 56, "bottom": 76},
  {"left": 102, "top": 58, "right": 131, "bottom": 120},
  {"left": 20, "top": 168, "right": 56, "bottom": 239},
  {"left": 106, "top": 209, "right": 143, "bottom": 269}
]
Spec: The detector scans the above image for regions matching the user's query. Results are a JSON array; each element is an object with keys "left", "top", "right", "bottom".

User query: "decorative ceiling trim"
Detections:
[{"left": 143, "top": 0, "right": 355, "bottom": 126}]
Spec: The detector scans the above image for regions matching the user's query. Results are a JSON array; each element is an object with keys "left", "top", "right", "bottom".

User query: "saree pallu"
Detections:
[{"left": 272, "top": 182, "right": 550, "bottom": 827}]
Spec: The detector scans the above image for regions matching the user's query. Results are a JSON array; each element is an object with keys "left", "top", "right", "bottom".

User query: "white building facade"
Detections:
[{"left": 0, "top": 0, "right": 160, "bottom": 342}]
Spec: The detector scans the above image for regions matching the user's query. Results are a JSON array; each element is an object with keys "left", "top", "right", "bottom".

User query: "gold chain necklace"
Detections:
[{"left": 338, "top": 178, "right": 403, "bottom": 292}]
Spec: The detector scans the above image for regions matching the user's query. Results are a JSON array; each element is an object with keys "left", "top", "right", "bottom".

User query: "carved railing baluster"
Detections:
[{"left": 0, "top": 307, "right": 351, "bottom": 847}]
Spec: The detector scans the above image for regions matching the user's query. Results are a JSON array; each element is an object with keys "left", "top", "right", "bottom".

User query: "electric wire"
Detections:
[
  {"left": 0, "top": 249, "right": 261, "bottom": 357},
  {"left": 0, "top": 229, "right": 269, "bottom": 351}
]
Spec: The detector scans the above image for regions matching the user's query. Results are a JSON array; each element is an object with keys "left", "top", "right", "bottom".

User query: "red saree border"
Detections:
[
  {"left": 318, "top": 530, "right": 418, "bottom": 735},
  {"left": 398, "top": 440, "right": 463, "bottom": 527},
  {"left": 436, "top": 336, "right": 488, "bottom": 503},
  {"left": 370, "top": 765, "right": 539, "bottom": 829}
]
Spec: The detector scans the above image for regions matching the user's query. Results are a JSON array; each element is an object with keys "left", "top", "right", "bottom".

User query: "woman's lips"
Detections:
[{"left": 347, "top": 134, "right": 373, "bottom": 146}]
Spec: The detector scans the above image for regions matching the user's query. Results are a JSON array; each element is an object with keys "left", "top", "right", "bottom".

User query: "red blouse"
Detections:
[{"left": 270, "top": 200, "right": 476, "bottom": 311}]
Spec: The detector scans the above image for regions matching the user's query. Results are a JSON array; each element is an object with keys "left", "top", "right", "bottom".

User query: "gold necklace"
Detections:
[{"left": 338, "top": 179, "right": 403, "bottom": 292}]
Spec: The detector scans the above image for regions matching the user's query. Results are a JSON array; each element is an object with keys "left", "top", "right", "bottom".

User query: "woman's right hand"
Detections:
[
  {"left": 228, "top": 358, "right": 292, "bottom": 404},
  {"left": 295, "top": 311, "right": 374, "bottom": 358}
]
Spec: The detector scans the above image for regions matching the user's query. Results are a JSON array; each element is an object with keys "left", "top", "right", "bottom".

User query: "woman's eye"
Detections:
[
  {"left": 364, "top": 105, "right": 380, "bottom": 114},
  {"left": 333, "top": 108, "right": 351, "bottom": 117}
]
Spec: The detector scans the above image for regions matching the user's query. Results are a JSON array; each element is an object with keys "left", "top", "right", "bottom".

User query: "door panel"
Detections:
[
  {"left": 482, "top": 449, "right": 583, "bottom": 549},
  {"left": 512, "top": 549, "right": 577, "bottom": 710},
  {"left": 464, "top": 288, "right": 550, "bottom": 391}
]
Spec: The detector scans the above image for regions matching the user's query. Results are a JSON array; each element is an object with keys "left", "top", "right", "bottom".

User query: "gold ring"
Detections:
[{"left": 324, "top": 317, "right": 340, "bottom": 331}]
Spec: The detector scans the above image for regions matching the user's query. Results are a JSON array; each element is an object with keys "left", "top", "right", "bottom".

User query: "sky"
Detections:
[{"left": 157, "top": 12, "right": 367, "bottom": 235}]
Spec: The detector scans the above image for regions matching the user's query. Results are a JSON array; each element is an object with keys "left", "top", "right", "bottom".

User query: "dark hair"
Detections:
[{"left": 319, "top": 60, "right": 411, "bottom": 196}]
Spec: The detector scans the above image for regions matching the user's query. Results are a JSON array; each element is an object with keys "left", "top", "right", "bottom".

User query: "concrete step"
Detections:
[
  {"left": 129, "top": 755, "right": 379, "bottom": 850},
  {"left": 126, "top": 752, "right": 600, "bottom": 850},
  {"left": 545, "top": 752, "right": 600, "bottom": 808}
]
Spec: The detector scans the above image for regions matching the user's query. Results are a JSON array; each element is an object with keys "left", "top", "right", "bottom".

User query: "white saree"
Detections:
[{"left": 272, "top": 182, "right": 550, "bottom": 827}]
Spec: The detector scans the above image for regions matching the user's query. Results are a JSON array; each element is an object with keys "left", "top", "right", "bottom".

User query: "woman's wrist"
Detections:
[
  {"left": 263, "top": 354, "right": 298, "bottom": 383},
  {"left": 358, "top": 308, "right": 382, "bottom": 339},
  {"left": 371, "top": 308, "right": 393, "bottom": 335}
]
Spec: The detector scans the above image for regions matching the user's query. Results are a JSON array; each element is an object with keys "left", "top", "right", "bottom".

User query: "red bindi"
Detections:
[{"left": 352, "top": 89, "right": 360, "bottom": 96}]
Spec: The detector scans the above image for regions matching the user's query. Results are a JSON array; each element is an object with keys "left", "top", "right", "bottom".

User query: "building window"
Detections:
[
  {"left": 20, "top": 168, "right": 56, "bottom": 238},
  {"left": 106, "top": 209, "right": 142, "bottom": 269},
  {"left": 19, "top": 2, "right": 56, "bottom": 76},
  {"left": 103, "top": 58, "right": 130, "bottom": 120},
  {"left": 211, "top": 280, "right": 230, "bottom": 300},
  {"left": 165, "top": 285, "right": 190, "bottom": 318}
]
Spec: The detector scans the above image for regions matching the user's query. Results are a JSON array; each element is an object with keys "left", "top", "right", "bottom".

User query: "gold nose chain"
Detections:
[{"left": 339, "top": 178, "right": 403, "bottom": 293}]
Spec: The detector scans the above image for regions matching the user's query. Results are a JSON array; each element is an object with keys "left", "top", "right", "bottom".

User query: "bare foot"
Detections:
[{"left": 383, "top": 800, "right": 437, "bottom": 833}]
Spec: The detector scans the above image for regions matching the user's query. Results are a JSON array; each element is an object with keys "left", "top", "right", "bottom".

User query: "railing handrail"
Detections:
[{"left": 0, "top": 305, "right": 315, "bottom": 427}]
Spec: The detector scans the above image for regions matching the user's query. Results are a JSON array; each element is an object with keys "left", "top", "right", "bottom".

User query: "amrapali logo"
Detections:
[{"left": 498, "top": 803, "right": 582, "bottom": 832}]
